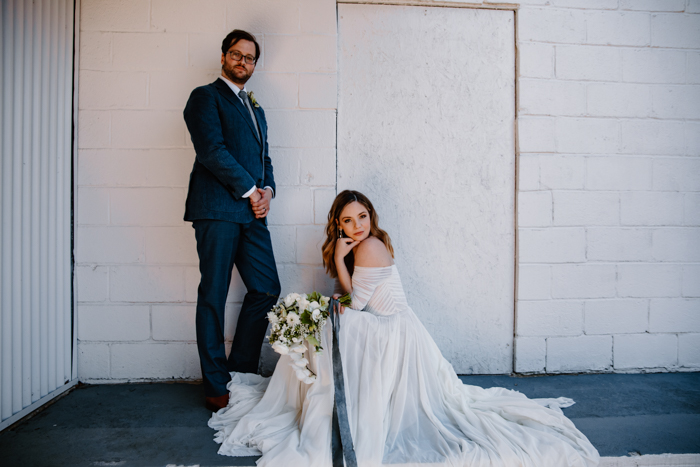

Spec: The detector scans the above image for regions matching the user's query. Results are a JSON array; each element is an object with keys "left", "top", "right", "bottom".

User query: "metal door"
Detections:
[
  {"left": 337, "top": 3, "right": 515, "bottom": 373},
  {"left": 1, "top": 0, "right": 77, "bottom": 430}
]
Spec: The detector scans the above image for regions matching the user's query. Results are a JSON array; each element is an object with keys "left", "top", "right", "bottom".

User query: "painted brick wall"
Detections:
[
  {"left": 509, "top": 0, "right": 700, "bottom": 373},
  {"left": 76, "top": 0, "right": 699, "bottom": 381},
  {"left": 76, "top": 0, "right": 337, "bottom": 382}
]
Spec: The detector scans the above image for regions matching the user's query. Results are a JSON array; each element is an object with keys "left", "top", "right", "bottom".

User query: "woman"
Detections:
[{"left": 209, "top": 190, "right": 600, "bottom": 467}]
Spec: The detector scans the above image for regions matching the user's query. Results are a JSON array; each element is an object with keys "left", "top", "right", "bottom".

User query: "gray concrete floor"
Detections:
[{"left": 0, "top": 373, "right": 698, "bottom": 467}]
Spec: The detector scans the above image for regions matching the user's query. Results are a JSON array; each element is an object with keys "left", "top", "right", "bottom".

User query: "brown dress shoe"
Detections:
[{"left": 205, "top": 393, "right": 229, "bottom": 412}]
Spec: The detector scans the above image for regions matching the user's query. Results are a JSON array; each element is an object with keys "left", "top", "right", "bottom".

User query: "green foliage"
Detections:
[{"left": 338, "top": 293, "right": 352, "bottom": 307}]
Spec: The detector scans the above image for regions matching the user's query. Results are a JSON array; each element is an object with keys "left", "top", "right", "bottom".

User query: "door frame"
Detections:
[{"left": 336, "top": 0, "right": 522, "bottom": 373}]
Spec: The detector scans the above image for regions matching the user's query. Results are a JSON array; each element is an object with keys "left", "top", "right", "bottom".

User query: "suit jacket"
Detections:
[{"left": 183, "top": 78, "right": 275, "bottom": 224}]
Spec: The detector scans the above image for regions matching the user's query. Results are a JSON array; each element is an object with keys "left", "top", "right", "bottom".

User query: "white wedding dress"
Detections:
[{"left": 209, "top": 265, "right": 600, "bottom": 467}]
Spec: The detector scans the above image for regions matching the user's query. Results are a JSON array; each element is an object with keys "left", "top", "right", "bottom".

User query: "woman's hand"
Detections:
[
  {"left": 334, "top": 237, "right": 358, "bottom": 301},
  {"left": 332, "top": 293, "right": 346, "bottom": 315},
  {"left": 335, "top": 237, "right": 360, "bottom": 262}
]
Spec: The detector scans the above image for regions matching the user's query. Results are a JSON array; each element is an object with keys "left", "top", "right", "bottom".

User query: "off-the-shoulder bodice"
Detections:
[{"left": 351, "top": 265, "right": 409, "bottom": 316}]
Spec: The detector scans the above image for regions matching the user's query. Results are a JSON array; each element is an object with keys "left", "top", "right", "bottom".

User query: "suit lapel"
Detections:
[
  {"left": 252, "top": 105, "right": 266, "bottom": 145},
  {"left": 252, "top": 104, "right": 265, "bottom": 183},
  {"left": 213, "top": 79, "right": 260, "bottom": 141}
]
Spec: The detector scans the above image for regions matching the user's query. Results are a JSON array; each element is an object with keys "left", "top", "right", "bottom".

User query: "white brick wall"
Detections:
[
  {"left": 547, "top": 335, "right": 612, "bottom": 372},
  {"left": 77, "top": 0, "right": 336, "bottom": 382},
  {"left": 77, "top": 0, "right": 700, "bottom": 381},
  {"left": 514, "top": 0, "right": 700, "bottom": 374},
  {"left": 614, "top": 333, "right": 677, "bottom": 369}
]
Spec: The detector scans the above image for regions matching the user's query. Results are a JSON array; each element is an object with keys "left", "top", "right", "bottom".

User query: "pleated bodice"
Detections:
[{"left": 351, "top": 265, "right": 408, "bottom": 317}]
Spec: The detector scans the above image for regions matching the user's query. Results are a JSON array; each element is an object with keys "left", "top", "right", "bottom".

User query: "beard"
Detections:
[{"left": 222, "top": 61, "right": 252, "bottom": 86}]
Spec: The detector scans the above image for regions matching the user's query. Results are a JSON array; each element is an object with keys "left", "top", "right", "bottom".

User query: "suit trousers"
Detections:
[{"left": 193, "top": 218, "right": 281, "bottom": 397}]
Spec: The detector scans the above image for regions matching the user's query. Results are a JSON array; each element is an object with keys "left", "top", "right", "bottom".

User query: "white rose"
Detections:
[
  {"left": 297, "top": 297, "right": 310, "bottom": 312},
  {"left": 309, "top": 301, "right": 320, "bottom": 310},
  {"left": 284, "top": 294, "right": 296, "bottom": 307},
  {"left": 290, "top": 344, "right": 307, "bottom": 353},
  {"left": 271, "top": 342, "right": 289, "bottom": 355},
  {"left": 311, "top": 308, "right": 321, "bottom": 320},
  {"left": 286, "top": 312, "right": 300, "bottom": 326}
]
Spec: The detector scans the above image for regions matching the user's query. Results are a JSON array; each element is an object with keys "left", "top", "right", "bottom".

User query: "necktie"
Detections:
[{"left": 238, "top": 90, "right": 260, "bottom": 141}]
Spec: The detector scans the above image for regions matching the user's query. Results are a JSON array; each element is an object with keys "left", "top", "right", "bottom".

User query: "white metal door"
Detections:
[
  {"left": 338, "top": 4, "right": 515, "bottom": 374},
  {"left": 0, "top": 0, "right": 77, "bottom": 430}
]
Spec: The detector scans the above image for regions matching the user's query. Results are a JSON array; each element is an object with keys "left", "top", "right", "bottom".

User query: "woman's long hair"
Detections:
[{"left": 321, "top": 190, "right": 394, "bottom": 278}]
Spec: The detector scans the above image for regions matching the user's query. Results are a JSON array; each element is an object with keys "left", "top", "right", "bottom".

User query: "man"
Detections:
[{"left": 183, "top": 30, "right": 280, "bottom": 412}]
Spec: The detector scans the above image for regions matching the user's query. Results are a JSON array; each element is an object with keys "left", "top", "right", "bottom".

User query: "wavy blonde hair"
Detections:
[{"left": 321, "top": 190, "right": 394, "bottom": 279}]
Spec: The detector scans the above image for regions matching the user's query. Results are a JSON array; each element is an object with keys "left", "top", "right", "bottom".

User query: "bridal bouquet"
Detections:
[{"left": 267, "top": 291, "right": 350, "bottom": 384}]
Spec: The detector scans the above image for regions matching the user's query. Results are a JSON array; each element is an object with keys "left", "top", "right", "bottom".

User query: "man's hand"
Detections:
[{"left": 250, "top": 187, "right": 272, "bottom": 218}]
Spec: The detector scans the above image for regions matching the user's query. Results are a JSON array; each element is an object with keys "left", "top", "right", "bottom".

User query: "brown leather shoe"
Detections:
[{"left": 205, "top": 393, "right": 229, "bottom": 412}]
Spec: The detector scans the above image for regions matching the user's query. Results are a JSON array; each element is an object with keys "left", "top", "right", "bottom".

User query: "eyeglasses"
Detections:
[{"left": 227, "top": 50, "right": 256, "bottom": 65}]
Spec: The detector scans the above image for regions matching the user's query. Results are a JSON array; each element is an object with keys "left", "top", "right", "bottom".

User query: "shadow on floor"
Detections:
[{"left": 0, "top": 373, "right": 698, "bottom": 467}]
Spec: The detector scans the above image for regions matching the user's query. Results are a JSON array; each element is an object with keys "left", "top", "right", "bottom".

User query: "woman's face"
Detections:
[{"left": 338, "top": 201, "right": 371, "bottom": 242}]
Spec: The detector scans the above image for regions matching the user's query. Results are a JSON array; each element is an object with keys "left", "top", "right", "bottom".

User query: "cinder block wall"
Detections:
[
  {"left": 75, "top": 0, "right": 699, "bottom": 382},
  {"left": 512, "top": 0, "right": 700, "bottom": 374},
  {"left": 76, "top": 0, "right": 337, "bottom": 381}
]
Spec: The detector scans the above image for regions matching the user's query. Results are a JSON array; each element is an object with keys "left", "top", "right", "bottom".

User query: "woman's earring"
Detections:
[{"left": 338, "top": 228, "right": 342, "bottom": 238}]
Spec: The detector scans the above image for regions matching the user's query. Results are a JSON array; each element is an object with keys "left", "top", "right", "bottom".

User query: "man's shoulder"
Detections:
[
  {"left": 185, "top": 81, "right": 229, "bottom": 112},
  {"left": 184, "top": 81, "right": 224, "bottom": 117},
  {"left": 190, "top": 80, "right": 220, "bottom": 97}
]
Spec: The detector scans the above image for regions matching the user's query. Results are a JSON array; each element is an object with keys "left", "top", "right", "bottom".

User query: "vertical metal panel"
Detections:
[
  {"left": 1, "top": 0, "right": 14, "bottom": 421},
  {"left": 71, "top": 0, "right": 80, "bottom": 383},
  {"left": 0, "top": 0, "right": 76, "bottom": 427}
]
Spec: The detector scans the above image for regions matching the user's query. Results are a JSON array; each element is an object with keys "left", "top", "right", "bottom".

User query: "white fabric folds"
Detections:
[{"left": 209, "top": 265, "right": 600, "bottom": 467}]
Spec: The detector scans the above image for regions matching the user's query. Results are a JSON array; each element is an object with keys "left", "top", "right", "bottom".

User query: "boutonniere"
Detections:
[{"left": 247, "top": 91, "right": 260, "bottom": 108}]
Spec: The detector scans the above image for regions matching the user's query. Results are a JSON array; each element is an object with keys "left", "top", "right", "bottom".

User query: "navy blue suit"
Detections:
[{"left": 184, "top": 78, "right": 281, "bottom": 397}]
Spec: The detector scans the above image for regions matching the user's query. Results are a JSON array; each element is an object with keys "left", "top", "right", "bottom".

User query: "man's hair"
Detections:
[{"left": 221, "top": 29, "right": 260, "bottom": 62}]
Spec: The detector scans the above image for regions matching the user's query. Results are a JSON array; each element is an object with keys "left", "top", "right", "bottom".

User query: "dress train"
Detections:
[{"left": 209, "top": 265, "right": 600, "bottom": 467}]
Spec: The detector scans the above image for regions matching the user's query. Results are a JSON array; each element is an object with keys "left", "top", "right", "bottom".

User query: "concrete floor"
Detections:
[{"left": 0, "top": 373, "right": 698, "bottom": 467}]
